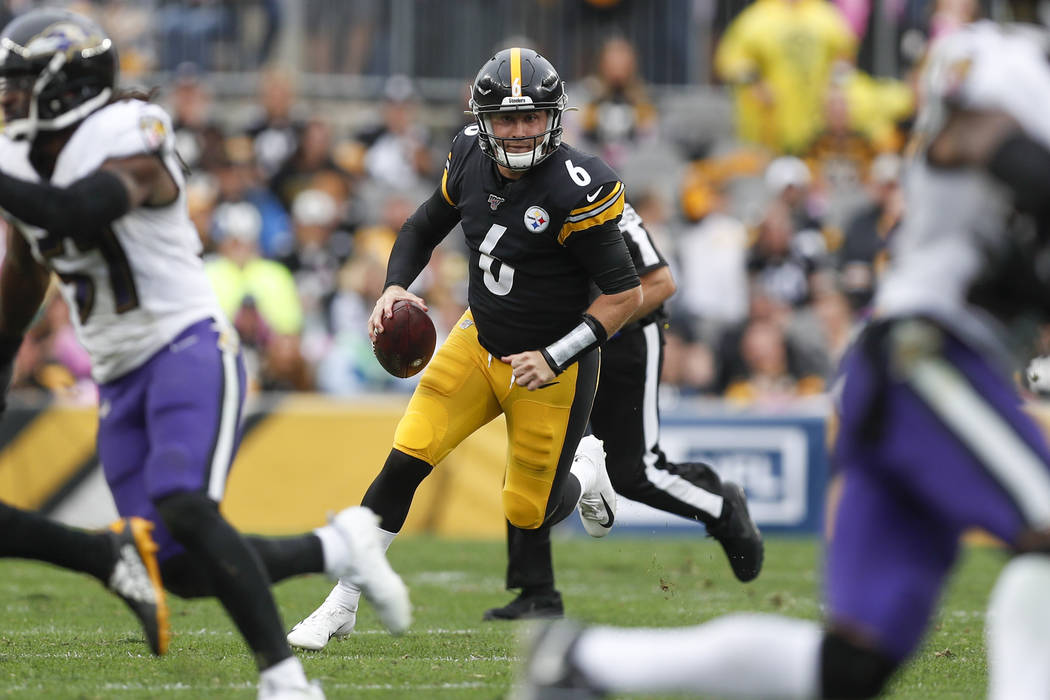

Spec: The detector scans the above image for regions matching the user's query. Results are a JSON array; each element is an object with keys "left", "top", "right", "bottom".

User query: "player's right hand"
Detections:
[{"left": 369, "top": 286, "right": 428, "bottom": 341}]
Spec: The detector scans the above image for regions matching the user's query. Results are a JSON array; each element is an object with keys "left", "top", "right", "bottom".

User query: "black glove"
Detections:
[{"left": 0, "top": 332, "right": 24, "bottom": 416}]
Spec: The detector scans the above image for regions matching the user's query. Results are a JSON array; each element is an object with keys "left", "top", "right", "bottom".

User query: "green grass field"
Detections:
[{"left": 0, "top": 535, "right": 1003, "bottom": 699}]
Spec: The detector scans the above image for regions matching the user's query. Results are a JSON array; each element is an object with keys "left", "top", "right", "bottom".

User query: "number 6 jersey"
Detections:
[
  {"left": 440, "top": 125, "right": 635, "bottom": 357},
  {"left": 0, "top": 99, "right": 224, "bottom": 383}
]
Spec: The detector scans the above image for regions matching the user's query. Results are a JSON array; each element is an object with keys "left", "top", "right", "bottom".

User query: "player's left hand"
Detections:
[{"left": 501, "top": 350, "right": 556, "bottom": 391}]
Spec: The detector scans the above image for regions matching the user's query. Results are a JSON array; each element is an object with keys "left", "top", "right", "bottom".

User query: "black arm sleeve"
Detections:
[
  {"left": 564, "top": 218, "right": 640, "bottom": 294},
  {"left": 383, "top": 188, "right": 461, "bottom": 289},
  {"left": 0, "top": 169, "right": 130, "bottom": 243},
  {"left": 986, "top": 130, "right": 1050, "bottom": 227}
]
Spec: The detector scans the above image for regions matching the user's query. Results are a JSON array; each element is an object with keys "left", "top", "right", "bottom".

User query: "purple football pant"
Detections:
[
  {"left": 830, "top": 319, "right": 1050, "bottom": 662},
  {"left": 97, "top": 318, "right": 246, "bottom": 562}
]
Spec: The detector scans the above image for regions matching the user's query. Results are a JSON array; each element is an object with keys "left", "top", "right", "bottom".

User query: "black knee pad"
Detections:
[
  {"left": 820, "top": 632, "right": 898, "bottom": 699},
  {"left": 155, "top": 491, "right": 222, "bottom": 544}
]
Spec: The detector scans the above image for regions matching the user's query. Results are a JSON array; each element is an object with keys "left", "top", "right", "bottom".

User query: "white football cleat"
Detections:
[
  {"left": 575, "top": 436, "right": 616, "bottom": 538},
  {"left": 286, "top": 592, "right": 357, "bottom": 651},
  {"left": 258, "top": 679, "right": 325, "bottom": 700},
  {"left": 329, "top": 506, "right": 412, "bottom": 634}
]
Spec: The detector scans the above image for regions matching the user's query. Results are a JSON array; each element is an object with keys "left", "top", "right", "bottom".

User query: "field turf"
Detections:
[{"left": 0, "top": 535, "right": 1004, "bottom": 698}]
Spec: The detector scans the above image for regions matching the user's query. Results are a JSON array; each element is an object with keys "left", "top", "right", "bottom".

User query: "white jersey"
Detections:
[
  {"left": 876, "top": 22, "right": 1050, "bottom": 363},
  {"left": 0, "top": 100, "right": 224, "bottom": 383}
]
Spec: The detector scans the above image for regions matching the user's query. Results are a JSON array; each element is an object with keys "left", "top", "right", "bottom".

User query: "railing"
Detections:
[{"left": 126, "top": 0, "right": 746, "bottom": 101}]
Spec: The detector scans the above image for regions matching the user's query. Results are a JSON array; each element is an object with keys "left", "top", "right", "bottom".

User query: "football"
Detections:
[{"left": 372, "top": 300, "right": 437, "bottom": 378}]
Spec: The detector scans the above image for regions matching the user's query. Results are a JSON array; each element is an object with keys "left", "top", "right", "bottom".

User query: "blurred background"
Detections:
[{"left": 0, "top": 0, "right": 1028, "bottom": 536}]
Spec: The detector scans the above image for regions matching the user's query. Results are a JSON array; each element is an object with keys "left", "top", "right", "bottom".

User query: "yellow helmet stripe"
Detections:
[{"left": 510, "top": 47, "right": 522, "bottom": 97}]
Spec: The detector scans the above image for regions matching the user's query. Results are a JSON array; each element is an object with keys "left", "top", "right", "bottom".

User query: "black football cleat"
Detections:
[
  {"left": 707, "top": 482, "right": 764, "bottom": 583},
  {"left": 483, "top": 589, "right": 564, "bottom": 621},
  {"left": 509, "top": 619, "right": 605, "bottom": 700},
  {"left": 107, "top": 517, "right": 170, "bottom": 655}
]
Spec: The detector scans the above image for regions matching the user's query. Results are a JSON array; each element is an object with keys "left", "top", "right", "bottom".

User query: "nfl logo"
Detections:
[{"left": 488, "top": 194, "right": 505, "bottom": 211}]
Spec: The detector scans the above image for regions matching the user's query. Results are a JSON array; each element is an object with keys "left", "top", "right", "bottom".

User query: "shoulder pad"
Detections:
[{"left": 54, "top": 101, "right": 175, "bottom": 185}]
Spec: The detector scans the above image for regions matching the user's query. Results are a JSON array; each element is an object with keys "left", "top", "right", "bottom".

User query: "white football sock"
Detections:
[
  {"left": 574, "top": 614, "right": 821, "bottom": 698},
  {"left": 988, "top": 553, "right": 1050, "bottom": 699},
  {"left": 330, "top": 527, "right": 398, "bottom": 602},
  {"left": 570, "top": 451, "right": 598, "bottom": 495},
  {"left": 315, "top": 523, "right": 350, "bottom": 579},
  {"left": 260, "top": 655, "right": 309, "bottom": 688}
]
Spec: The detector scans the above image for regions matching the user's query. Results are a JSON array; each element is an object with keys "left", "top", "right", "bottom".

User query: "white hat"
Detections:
[
  {"left": 292, "top": 189, "right": 338, "bottom": 227},
  {"left": 765, "top": 156, "right": 811, "bottom": 194},
  {"left": 213, "top": 202, "right": 262, "bottom": 243}
]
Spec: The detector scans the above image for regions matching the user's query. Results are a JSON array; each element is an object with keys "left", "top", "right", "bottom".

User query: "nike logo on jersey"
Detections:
[
  {"left": 598, "top": 493, "right": 615, "bottom": 528},
  {"left": 586, "top": 186, "right": 603, "bottom": 203},
  {"left": 536, "top": 381, "right": 560, "bottom": 389}
]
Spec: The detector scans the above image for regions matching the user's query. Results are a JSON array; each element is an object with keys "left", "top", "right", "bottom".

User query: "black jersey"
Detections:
[{"left": 441, "top": 126, "right": 632, "bottom": 356}]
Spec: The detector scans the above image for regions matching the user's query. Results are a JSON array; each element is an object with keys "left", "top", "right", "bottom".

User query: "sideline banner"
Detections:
[
  {"left": 0, "top": 399, "right": 831, "bottom": 536},
  {"left": 613, "top": 413, "right": 829, "bottom": 534}
]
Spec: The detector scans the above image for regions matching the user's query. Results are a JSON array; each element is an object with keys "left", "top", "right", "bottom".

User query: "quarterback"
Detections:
[{"left": 288, "top": 47, "right": 642, "bottom": 650}]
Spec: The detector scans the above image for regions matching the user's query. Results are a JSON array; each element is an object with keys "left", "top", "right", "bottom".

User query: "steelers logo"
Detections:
[{"left": 523, "top": 206, "right": 550, "bottom": 233}]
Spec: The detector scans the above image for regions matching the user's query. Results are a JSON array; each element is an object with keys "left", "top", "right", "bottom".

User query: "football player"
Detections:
[
  {"left": 286, "top": 47, "right": 642, "bottom": 650},
  {"left": 485, "top": 201, "right": 764, "bottom": 621},
  {"left": 0, "top": 9, "right": 408, "bottom": 699},
  {"left": 0, "top": 502, "right": 168, "bottom": 655},
  {"left": 513, "top": 21, "right": 1050, "bottom": 700}
]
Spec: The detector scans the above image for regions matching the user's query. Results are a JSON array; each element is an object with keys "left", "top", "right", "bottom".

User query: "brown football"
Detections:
[{"left": 373, "top": 300, "right": 437, "bottom": 378}]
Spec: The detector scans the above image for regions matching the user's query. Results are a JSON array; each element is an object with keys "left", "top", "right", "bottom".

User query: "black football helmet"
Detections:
[
  {"left": 469, "top": 47, "right": 567, "bottom": 171},
  {"left": 0, "top": 8, "right": 117, "bottom": 140}
]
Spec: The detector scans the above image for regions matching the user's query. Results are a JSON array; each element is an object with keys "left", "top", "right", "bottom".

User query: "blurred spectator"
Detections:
[
  {"left": 748, "top": 198, "right": 823, "bottom": 310},
  {"left": 675, "top": 173, "right": 750, "bottom": 342},
  {"left": 764, "top": 156, "right": 828, "bottom": 258},
  {"left": 842, "top": 67, "right": 914, "bottom": 153},
  {"left": 12, "top": 293, "right": 95, "bottom": 405},
  {"left": 214, "top": 135, "right": 294, "bottom": 260},
  {"left": 715, "top": 0, "right": 856, "bottom": 154},
  {"left": 316, "top": 230, "right": 399, "bottom": 396},
  {"left": 578, "top": 36, "right": 658, "bottom": 170},
  {"left": 245, "top": 69, "right": 305, "bottom": 178},
  {"left": 168, "top": 65, "right": 226, "bottom": 173},
  {"left": 156, "top": 0, "right": 232, "bottom": 71},
  {"left": 284, "top": 189, "right": 354, "bottom": 335},
  {"left": 357, "top": 75, "right": 435, "bottom": 193},
  {"left": 270, "top": 118, "right": 351, "bottom": 213},
  {"left": 204, "top": 202, "right": 306, "bottom": 392},
  {"left": 810, "top": 271, "right": 855, "bottom": 366},
  {"left": 305, "top": 0, "right": 383, "bottom": 74},
  {"left": 723, "top": 317, "right": 825, "bottom": 407},
  {"left": 838, "top": 152, "right": 902, "bottom": 312},
  {"left": 805, "top": 77, "right": 875, "bottom": 202}
]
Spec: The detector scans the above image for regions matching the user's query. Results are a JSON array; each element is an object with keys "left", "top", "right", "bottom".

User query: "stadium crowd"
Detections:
[{"left": 3, "top": 0, "right": 945, "bottom": 410}]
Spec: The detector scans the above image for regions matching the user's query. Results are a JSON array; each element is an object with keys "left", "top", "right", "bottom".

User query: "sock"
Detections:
[
  {"left": 0, "top": 502, "right": 112, "bottom": 581},
  {"left": 987, "top": 554, "right": 1050, "bottom": 699},
  {"left": 573, "top": 614, "right": 821, "bottom": 698},
  {"left": 259, "top": 655, "right": 309, "bottom": 690},
  {"left": 328, "top": 528, "right": 397, "bottom": 603},
  {"left": 314, "top": 523, "right": 351, "bottom": 579},
  {"left": 569, "top": 450, "right": 598, "bottom": 495},
  {"left": 245, "top": 534, "right": 324, "bottom": 583}
]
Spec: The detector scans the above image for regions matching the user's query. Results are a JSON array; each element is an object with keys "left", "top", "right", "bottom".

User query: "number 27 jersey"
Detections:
[{"left": 440, "top": 127, "right": 626, "bottom": 357}]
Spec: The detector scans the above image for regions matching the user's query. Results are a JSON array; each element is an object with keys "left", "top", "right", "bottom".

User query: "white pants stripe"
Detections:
[{"left": 207, "top": 345, "right": 240, "bottom": 501}]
